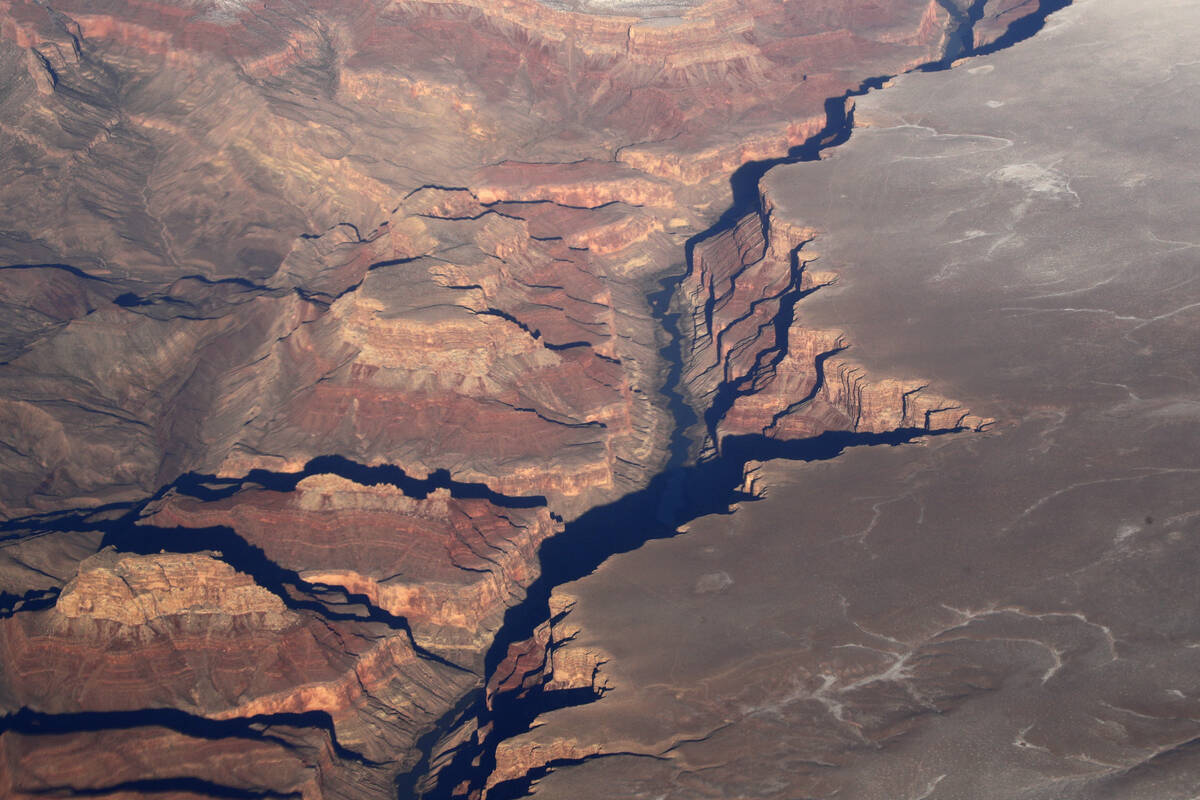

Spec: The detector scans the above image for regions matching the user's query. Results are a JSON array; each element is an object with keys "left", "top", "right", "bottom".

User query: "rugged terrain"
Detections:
[{"left": 0, "top": 0, "right": 1061, "bottom": 797}]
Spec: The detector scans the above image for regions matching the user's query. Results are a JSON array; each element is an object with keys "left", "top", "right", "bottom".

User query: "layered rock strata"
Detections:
[
  {"left": 680, "top": 194, "right": 990, "bottom": 453},
  {"left": 0, "top": 548, "right": 478, "bottom": 799},
  {"left": 142, "top": 475, "right": 562, "bottom": 660}
]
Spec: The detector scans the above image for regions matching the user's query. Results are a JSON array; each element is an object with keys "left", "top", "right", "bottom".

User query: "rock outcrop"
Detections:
[
  {"left": 0, "top": 548, "right": 480, "bottom": 797},
  {"left": 143, "top": 474, "right": 562, "bottom": 660},
  {"left": 680, "top": 193, "right": 991, "bottom": 453}
]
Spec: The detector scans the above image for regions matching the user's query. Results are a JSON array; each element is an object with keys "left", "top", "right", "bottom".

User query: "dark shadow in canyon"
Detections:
[
  {"left": 685, "top": 0, "right": 1072, "bottom": 260},
  {"left": 972, "top": 0, "right": 1073, "bottom": 58},
  {"left": 164, "top": 454, "right": 548, "bottom": 509},
  {"left": 0, "top": 706, "right": 380, "bottom": 766},
  {"left": 0, "top": 587, "right": 60, "bottom": 619},
  {"left": 0, "top": 453, "right": 550, "bottom": 675},
  {"left": 0, "top": 453, "right": 546, "bottom": 543},
  {"left": 28, "top": 777, "right": 302, "bottom": 800}
]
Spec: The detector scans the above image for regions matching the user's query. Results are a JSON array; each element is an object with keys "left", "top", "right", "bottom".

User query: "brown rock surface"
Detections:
[
  {"left": 680, "top": 203, "right": 988, "bottom": 450},
  {"left": 0, "top": 547, "right": 480, "bottom": 793},
  {"left": 0, "top": 726, "right": 322, "bottom": 799}
]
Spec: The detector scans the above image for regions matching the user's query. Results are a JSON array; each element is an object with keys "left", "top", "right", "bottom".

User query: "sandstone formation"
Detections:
[
  {"left": 0, "top": 0, "right": 1056, "bottom": 797},
  {"left": 0, "top": 547, "right": 479, "bottom": 798}
]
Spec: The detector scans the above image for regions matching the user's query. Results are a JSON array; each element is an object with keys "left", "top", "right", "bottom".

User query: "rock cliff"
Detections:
[{"left": 680, "top": 192, "right": 991, "bottom": 454}]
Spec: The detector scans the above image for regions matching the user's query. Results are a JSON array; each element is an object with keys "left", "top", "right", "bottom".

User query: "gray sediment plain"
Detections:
[{"left": 507, "top": 0, "right": 1200, "bottom": 797}]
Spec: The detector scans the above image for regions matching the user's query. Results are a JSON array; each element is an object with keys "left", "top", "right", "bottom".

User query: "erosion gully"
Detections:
[{"left": 410, "top": 2, "right": 1073, "bottom": 798}]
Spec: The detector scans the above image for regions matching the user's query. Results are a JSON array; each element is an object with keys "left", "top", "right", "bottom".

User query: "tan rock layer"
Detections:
[
  {"left": 56, "top": 550, "right": 293, "bottom": 628},
  {"left": 0, "top": 550, "right": 481, "bottom": 792}
]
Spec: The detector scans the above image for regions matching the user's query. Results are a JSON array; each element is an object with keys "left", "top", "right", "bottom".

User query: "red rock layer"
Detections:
[
  {"left": 0, "top": 0, "right": 961, "bottom": 515},
  {"left": 0, "top": 187, "right": 663, "bottom": 519},
  {"left": 0, "top": 550, "right": 479, "bottom": 793},
  {"left": 0, "top": 0, "right": 974, "bottom": 522},
  {"left": 0, "top": 726, "right": 322, "bottom": 800}
]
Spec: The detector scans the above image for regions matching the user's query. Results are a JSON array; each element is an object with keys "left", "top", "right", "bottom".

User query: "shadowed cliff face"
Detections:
[{"left": 0, "top": 0, "right": 1066, "bottom": 797}]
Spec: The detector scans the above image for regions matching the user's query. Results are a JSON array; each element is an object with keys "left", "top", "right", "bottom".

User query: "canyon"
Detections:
[
  {"left": 5, "top": 1, "right": 1192, "bottom": 799},
  {"left": 487, "top": 0, "right": 1200, "bottom": 797}
]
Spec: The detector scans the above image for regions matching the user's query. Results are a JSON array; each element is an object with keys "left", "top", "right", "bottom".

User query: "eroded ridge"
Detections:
[{"left": 680, "top": 198, "right": 990, "bottom": 457}]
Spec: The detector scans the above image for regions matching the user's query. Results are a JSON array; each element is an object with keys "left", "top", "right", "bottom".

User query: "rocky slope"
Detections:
[{"left": 0, "top": 0, "right": 1048, "bottom": 796}]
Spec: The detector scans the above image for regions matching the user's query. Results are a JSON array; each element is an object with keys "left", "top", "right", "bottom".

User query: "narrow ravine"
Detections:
[{"left": 409, "top": 1, "right": 1076, "bottom": 796}]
